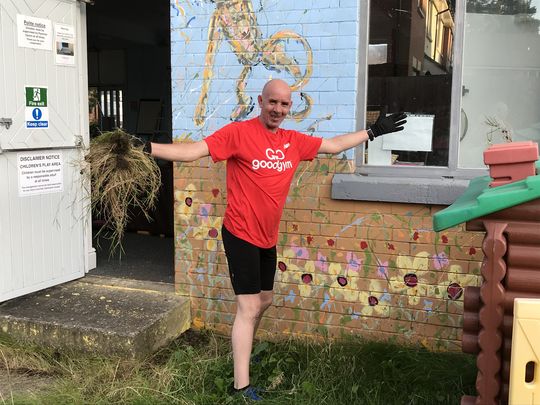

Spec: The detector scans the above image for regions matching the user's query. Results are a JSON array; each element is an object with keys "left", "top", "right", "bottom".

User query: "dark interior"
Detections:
[{"left": 86, "top": 0, "right": 174, "bottom": 283}]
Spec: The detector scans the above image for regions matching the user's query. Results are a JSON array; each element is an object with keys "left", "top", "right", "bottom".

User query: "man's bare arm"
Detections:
[
  {"left": 318, "top": 130, "right": 370, "bottom": 154},
  {"left": 148, "top": 140, "right": 210, "bottom": 162},
  {"left": 318, "top": 112, "right": 407, "bottom": 155}
]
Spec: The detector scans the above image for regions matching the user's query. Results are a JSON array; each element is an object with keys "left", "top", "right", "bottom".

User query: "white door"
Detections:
[{"left": 0, "top": 0, "right": 94, "bottom": 302}]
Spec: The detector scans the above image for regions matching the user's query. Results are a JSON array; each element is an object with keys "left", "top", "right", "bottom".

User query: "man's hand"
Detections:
[{"left": 367, "top": 112, "right": 407, "bottom": 141}]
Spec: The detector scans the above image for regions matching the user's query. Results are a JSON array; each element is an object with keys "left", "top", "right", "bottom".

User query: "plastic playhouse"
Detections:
[{"left": 433, "top": 141, "right": 540, "bottom": 405}]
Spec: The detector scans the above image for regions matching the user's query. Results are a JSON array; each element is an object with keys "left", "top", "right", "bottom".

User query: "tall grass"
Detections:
[{"left": 0, "top": 330, "right": 476, "bottom": 404}]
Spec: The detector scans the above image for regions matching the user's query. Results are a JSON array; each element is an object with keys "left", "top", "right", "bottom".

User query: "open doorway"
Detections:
[{"left": 86, "top": 1, "right": 174, "bottom": 284}]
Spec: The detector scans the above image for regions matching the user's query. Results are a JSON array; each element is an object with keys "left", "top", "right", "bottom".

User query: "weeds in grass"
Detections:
[{"left": 0, "top": 330, "right": 476, "bottom": 404}]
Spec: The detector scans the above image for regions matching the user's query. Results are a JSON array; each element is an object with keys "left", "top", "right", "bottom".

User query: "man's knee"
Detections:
[
  {"left": 260, "top": 291, "right": 274, "bottom": 312},
  {"left": 237, "top": 298, "right": 264, "bottom": 320},
  {"left": 237, "top": 293, "right": 272, "bottom": 319}
]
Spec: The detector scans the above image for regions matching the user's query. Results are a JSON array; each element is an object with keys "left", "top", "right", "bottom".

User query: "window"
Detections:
[
  {"left": 363, "top": 0, "right": 455, "bottom": 169},
  {"left": 332, "top": 0, "right": 540, "bottom": 205},
  {"left": 460, "top": 0, "right": 540, "bottom": 168},
  {"left": 88, "top": 49, "right": 126, "bottom": 135},
  {"left": 89, "top": 87, "right": 124, "bottom": 135}
]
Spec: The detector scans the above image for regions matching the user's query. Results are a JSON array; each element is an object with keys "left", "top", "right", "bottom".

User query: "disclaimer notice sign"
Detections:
[{"left": 17, "top": 151, "right": 63, "bottom": 196}]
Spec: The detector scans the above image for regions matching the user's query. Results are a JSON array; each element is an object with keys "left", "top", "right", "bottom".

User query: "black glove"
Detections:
[
  {"left": 143, "top": 141, "right": 152, "bottom": 155},
  {"left": 132, "top": 136, "right": 152, "bottom": 154},
  {"left": 367, "top": 112, "right": 407, "bottom": 141}
]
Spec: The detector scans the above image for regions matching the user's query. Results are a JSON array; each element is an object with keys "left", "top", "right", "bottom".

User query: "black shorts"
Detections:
[{"left": 221, "top": 225, "right": 277, "bottom": 295}]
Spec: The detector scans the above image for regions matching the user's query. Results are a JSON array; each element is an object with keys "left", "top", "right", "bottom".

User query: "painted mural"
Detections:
[
  {"left": 170, "top": 0, "right": 485, "bottom": 349},
  {"left": 192, "top": 0, "right": 313, "bottom": 126},
  {"left": 172, "top": 162, "right": 484, "bottom": 349},
  {"left": 170, "top": 0, "right": 356, "bottom": 143}
]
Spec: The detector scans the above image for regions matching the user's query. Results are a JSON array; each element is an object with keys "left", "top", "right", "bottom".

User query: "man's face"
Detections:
[{"left": 257, "top": 83, "right": 292, "bottom": 132}]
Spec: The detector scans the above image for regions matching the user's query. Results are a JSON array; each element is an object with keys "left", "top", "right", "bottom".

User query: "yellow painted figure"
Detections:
[{"left": 194, "top": 0, "right": 313, "bottom": 126}]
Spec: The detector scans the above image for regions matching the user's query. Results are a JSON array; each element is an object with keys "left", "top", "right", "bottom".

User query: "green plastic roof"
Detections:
[{"left": 433, "top": 161, "right": 540, "bottom": 231}]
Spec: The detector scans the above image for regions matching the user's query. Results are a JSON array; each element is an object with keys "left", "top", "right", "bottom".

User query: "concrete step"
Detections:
[{"left": 0, "top": 275, "right": 190, "bottom": 359}]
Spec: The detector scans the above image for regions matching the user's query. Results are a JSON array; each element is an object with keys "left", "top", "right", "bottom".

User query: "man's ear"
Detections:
[{"left": 257, "top": 95, "right": 262, "bottom": 107}]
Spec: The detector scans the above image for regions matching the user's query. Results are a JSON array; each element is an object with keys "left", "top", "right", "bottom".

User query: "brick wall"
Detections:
[
  {"left": 173, "top": 156, "right": 484, "bottom": 350},
  {"left": 170, "top": 0, "right": 484, "bottom": 350}
]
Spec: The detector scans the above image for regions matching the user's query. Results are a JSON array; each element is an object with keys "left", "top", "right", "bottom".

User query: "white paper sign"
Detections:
[
  {"left": 18, "top": 152, "right": 63, "bottom": 196},
  {"left": 17, "top": 15, "right": 52, "bottom": 50},
  {"left": 382, "top": 114, "right": 435, "bottom": 152},
  {"left": 54, "top": 23, "right": 75, "bottom": 65}
]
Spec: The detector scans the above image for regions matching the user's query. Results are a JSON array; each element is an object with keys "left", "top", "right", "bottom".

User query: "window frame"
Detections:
[
  {"left": 332, "top": 0, "right": 488, "bottom": 205},
  {"left": 355, "top": 0, "right": 487, "bottom": 181}
]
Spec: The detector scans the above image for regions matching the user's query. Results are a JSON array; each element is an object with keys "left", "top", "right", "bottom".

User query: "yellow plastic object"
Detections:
[{"left": 509, "top": 298, "right": 540, "bottom": 404}]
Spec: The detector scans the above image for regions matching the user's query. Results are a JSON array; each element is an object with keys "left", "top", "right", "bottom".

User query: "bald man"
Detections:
[{"left": 148, "top": 79, "right": 406, "bottom": 400}]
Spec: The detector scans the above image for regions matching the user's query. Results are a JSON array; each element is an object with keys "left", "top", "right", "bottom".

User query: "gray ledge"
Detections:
[{"left": 332, "top": 173, "right": 470, "bottom": 205}]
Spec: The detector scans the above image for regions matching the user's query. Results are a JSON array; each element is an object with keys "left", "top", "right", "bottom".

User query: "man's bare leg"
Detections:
[
  {"left": 232, "top": 291, "right": 273, "bottom": 389},
  {"left": 253, "top": 290, "right": 273, "bottom": 337}
]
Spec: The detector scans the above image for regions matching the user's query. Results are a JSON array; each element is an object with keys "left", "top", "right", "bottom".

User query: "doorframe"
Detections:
[{"left": 77, "top": 2, "right": 96, "bottom": 272}]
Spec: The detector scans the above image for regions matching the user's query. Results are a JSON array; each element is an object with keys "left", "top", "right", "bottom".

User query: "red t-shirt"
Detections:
[{"left": 204, "top": 117, "right": 322, "bottom": 248}]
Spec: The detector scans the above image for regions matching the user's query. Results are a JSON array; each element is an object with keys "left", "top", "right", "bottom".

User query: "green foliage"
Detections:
[
  {"left": 467, "top": 0, "right": 536, "bottom": 15},
  {"left": 1, "top": 330, "right": 477, "bottom": 405}
]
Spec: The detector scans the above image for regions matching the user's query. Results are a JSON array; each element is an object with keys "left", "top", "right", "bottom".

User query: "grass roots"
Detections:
[{"left": 86, "top": 129, "right": 161, "bottom": 254}]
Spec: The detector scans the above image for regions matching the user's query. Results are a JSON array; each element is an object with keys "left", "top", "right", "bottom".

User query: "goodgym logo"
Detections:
[{"left": 252, "top": 148, "right": 293, "bottom": 172}]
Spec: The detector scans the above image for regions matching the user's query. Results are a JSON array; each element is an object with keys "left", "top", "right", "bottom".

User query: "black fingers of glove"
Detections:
[
  {"left": 389, "top": 112, "right": 407, "bottom": 132},
  {"left": 369, "top": 112, "right": 407, "bottom": 139}
]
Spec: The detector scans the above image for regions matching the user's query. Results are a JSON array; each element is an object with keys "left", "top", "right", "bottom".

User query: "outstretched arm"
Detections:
[
  {"left": 318, "top": 112, "right": 407, "bottom": 155},
  {"left": 318, "top": 130, "right": 370, "bottom": 154},
  {"left": 146, "top": 140, "right": 210, "bottom": 162}
]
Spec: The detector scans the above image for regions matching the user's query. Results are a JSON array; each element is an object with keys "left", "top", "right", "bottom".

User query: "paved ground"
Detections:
[
  {"left": 0, "top": 276, "right": 188, "bottom": 358},
  {"left": 0, "top": 232, "right": 177, "bottom": 399}
]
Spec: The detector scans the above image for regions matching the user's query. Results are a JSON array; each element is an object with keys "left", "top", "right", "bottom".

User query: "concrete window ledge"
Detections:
[{"left": 331, "top": 173, "right": 470, "bottom": 206}]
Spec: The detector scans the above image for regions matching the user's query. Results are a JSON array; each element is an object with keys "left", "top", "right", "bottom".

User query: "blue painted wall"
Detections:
[{"left": 170, "top": 0, "right": 359, "bottom": 149}]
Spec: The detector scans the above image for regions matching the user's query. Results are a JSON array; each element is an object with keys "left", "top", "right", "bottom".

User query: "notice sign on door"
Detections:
[
  {"left": 55, "top": 23, "right": 75, "bottom": 66},
  {"left": 17, "top": 15, "right": 52, "bottom": 51},
  {"left": 25, "top": 86, "right": 49, "bottom": 128},
  {"left": 17, "top": 152, "right": 63, "bottom": 197}
]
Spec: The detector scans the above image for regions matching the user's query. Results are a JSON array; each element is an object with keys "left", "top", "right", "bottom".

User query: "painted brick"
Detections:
[
  {"left": 337, "top": 21, "right": 358, "bottom": 36},
  {"left": 455, "top": 231, "right": 485, "bottom": 247},
  {"left": 317, "top": 223, "right": 357, "bottom": 238},
  {"left": 296, "top": 172, "right": 333, "bottom": 185},
  {"left": 369, "top": 240, "right": 410, "bottom": 255},
  {"left": 281, "top": 209, "right": 296, "bottom": 222},
  {"left": 320, "top": 35, "right": 357, "bottom": 50},
  {"left": 284, "top": 197, "right": 320, "bottom": 210},
  {"left": 468, "top": 261, "right": 483, "bottom": 275},
  {"left": 311, "top": 210, "right": 331, "bottom": 224},
  {"left": 357, "top": 225, "right": 394, "bottom": 241},
  {"left": 285, "top": 221, "right": 322, "bottom": 236},
  {"left": 289, "top": 182, "right": 320, "bottom": 197},
  {"left": 301, "top": 22, "right": 339, "bottom": 37},
  {"left": 170, "top": 1, "right": 485, "bottom": 350},
  {"left": 449, "top": 245, "right": 485, "bottom": 261},
  {"left": 289, "top": 209, "right": 313, "bottom": 223},
  {"left": 339, "top": 0, "right": 359, "bottom": 7}
]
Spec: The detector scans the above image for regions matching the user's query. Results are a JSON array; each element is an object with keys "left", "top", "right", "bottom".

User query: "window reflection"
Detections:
[
  {"left": 366, "top": 0, "right": 455, "bottom": 167},
  {"left": 459, "top": 0, "right": 540, "bottom": 168}
]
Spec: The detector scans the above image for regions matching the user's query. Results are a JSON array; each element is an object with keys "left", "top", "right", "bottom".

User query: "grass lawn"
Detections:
[{"left": 0, "top": 330, "right": 477, "bottom": 404}]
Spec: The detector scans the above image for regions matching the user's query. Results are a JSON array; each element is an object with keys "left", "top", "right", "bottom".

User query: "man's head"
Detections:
[{"left": 258, "top": 79, "right": 292, "bottom": 132}]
